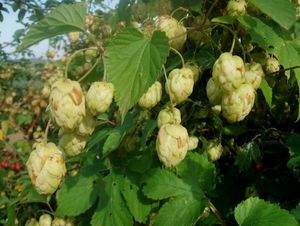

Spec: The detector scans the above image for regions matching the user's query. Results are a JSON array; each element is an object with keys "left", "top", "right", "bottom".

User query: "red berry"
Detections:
[
  {"left": 255, "top": 163, "right": 263, "bottom": 170},
  {"left": 1, "top": 160, "right": 9, "bottom": 169},
  {"left": 14, "top": 162, "right": 21, "bottom": 171}
]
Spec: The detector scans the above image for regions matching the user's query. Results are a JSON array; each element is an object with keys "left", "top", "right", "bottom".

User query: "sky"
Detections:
[{"left": 0, "top": 0, "right": 119, "bottom": 59}]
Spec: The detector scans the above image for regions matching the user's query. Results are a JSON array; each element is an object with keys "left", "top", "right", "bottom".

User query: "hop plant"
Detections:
[
  {"left": 156, "top": 15, "right": 187, "bottom": 50},
  {"left": 59, "top": 130, "right": 87, "bottom": 157},
  {"left": 212, "top": 52, "right": 245, "bottom": 93},
  {"left": 188, "top": 136, "right": 199, "bottom": 151},
  {"left": 68, "top": 32, "right": 80, "bottom": 43},
  {"left": 227, "top": 0, "right": 247, "bottom": 16},
  {"left": 165, "top": 68, "right": 194, "bottom": 104},
  {"left": 138, "top": 81, "right": 162, "bottom": 109},
  {"left": 26, "top": 142, "right": 66, "bottom": 195},
  {"left": 86, "top": 81, "right": 114, "bottom": 116},
  {"left": 222, "top": 84, "right": 256, "bottom": 123},
  {"left": 264, "top": 56, "right": 280, "bottom": 74},
  {"left": 77, "top": 109, "right": 96, "bottom": 136},
  {"left": 244, "top": 62, "right": 265, "bottom": 89},
  {"left": 39, "top": 214, "right": 52, "bottom": 226},
  {"left": 49, "top": 79, "right": 86, "bottom": 130},
  {"left": 156, "top": 124, "right": 189, "bottom": 167},
  {"left": 206, "top": 77, "right": 223, "bottom": 106},
  {"left": 207, "top": 139, "right": 223, "bottom": 161},
  {"left": 42, "top": 84, "right": 51, "bottom": 98},
  {"left": 25, "top": 218, "right": 39, "bottom": 226},
  {"left": 184, "top": 62, "right": 202, "bottom": 82},
  {"left": 157, "top": 106, "right": 181, "bottom": 128}
]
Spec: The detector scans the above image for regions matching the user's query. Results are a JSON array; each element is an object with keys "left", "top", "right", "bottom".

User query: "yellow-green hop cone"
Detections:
[
  {"left": 68, "top": 31, "right": 80, "bottom": 43},
  {"left": 188, "top": 136, "right": 199, "bottom": 151},
  {"left": 212, "top": 52, "right": 245, "bottom": 93},
  {"left": 264, "top": 56, "right": 280, "bottom": 74},
  {"left": 42, "top": 84, "right": 51, "bottom": 98},
  {"left": 165, "top": 68, "right": 194, "bottom": 104},
  {"left": 25, "top": 218, "right": 39, "bottom": 226},
  {"left": 77, "top": 109, "right": 96, "bottom": 136},
  {"left": 156, "top": 124, "right": 189, "bottom": 167},
  {"left": 138, "top": 81, "right": 162, "bottom": 109},
  {"left": 59, "top": 129, "right": 87, "bottom": 157},
  {"left": 26, "top": 142, "right": 66, "bottom": 195},
  {"left": 156, "top": 15, "right": 187, "bottom": 50},
  {"left": 86, "top": 81, "right": 114, "bottom": 116},
  {"left": 206, "top": 77, "right": 223, "bottom": 106},
  {"left": 222, "top": 84, "right": 255, "bottom": 123},
  {"left": 39, "top": 214, "right": 52, "bottom": 226},
  {"left": 227, "top": 0, "right": 247, "bottom": 16},
  {"left": 207, "top": 139, "right": 223, "bottom": 161},
  {"left": 49, "top": 79, "right": 86, "bottom": 130},
  {"left": 244, "top": 62, "right": 264, "bottom": 89},
  {"left": 184, "top": 62, "right": 201, "bottom": 82},
  {"left": 52, "top": 217, "right": 66, "bottom": 226},
  {"left": 157, "top": 106, "right": 181, "bottom": 128}
]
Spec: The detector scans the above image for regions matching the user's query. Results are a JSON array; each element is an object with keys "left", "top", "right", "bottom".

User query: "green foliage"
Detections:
[
  {"left": 259, "top": 79, "right": 272, "bottom": 108},
  {"left": 18, "top": 3, "right": 86, "bottom": 51},
  {"left": 91, "top": 170, "right": 133, "bottom": 226},
  {"left": 249, "top": 0, "right": 296, "bottom": 29},
  {"left": 104, "top": 28, "right": 169, "bottom": 120},
  {"left": 234, "top": 197, "right": 298, "bottom": 226}
]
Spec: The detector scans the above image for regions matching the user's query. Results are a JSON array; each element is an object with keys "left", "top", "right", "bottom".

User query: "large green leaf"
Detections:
[
  {"left": 56, "top": 173, "right": 101, "bottom": 216},
  {"left": 143, "top": 168, "right": 194, "bottom": 200},
  {"left": 154, "top": 196, "right": 207, "bottom": 226},
  {"left": 259, "top": 79, "right": 272, "bottom": 108},
  {"left": 178, "top": 152, "right": 216, "bottom": 194},
  {"left": 19, "top": 3, "right": 86, "bottom": 51},
  {"left": 104, "top": 28, "right": 169, "bottom": 120},
  {"left": 91, "top": 172, "right": 133, "bottom": 226},
  {"left": 121, "top": 176, "right": 153, "bottom": 223},
  {"left": 234, "top": 197, "right": 298, "bottom": 226},
  {"left": 249, "top": 0, "right": 296, "bottom": 30},
  {"left": 235, "top": 142, "right": 261, "bottom": 172}
]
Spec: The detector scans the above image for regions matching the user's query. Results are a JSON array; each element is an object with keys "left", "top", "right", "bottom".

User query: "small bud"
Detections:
[{"left": 138, "top": 81, "right": 162, "bottom": 109}]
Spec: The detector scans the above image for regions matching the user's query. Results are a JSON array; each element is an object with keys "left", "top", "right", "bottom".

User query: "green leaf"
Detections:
[
  {"left": 259, "top": 79, "right": 272, "bottom": 108},
  {"left": 103, "top": 131, "right": 122, "bottom": 156},
  {"left": 104, "top": 28, "right": 169, "bottom": 120},
  {"left": 238, "top": 16, "right": 282, "bottom": 56},
  {"left": 234, "top": 197, "right": 298, "bottom": 226},
  {"left": 18, "top": 3, "right": 86, "bottom": 51},
  {"left": 249, "top": 0, "right": 296, "bottom": 30},
  {"left": 211, "top": 16, "right": 235, "bottom": 24},
  {"left": 235, "top": 142, "right": 261, "bottom": 172},
  {"left": 56, "top": 173, "right": 101, "bottom": 217},
  {"left": 154, "top": 196, "right": 207, "bottom": 226},
  {"left": 143, "top": 168, "right": 193, "bottom": 200},
  {"left": 178, "top": 152, "right": 216, "bottom": 194},
  {"left": 291, "top": 204, "right": 300, "bottom": 221},
  {"left": 140, "top": 119, "right": 157, "bottom": 148},
  {"left": 86, "top": 128, "right": 111, "bottom": 151},
  {"left": 286, "top": 133, "right": 300, "bottom": 169},
  {"left": 121, "top": 176, "right": 153, "bottom": 223},
  {"left": 91, "top": 172, "right": 133, "bottom": 226}
]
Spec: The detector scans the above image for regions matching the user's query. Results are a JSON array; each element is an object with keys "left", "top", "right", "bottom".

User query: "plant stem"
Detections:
[
  {"left": 78, "top": 58, "right": 100, "bottom": 82},
  {"left": 162, "top": 65, "right": 175, "bottom": 110},
  {"left": 202, "top": 0, "right": 219, "bottom": 25},
  {"left": 209, "top": 201, "right": 226, "bottom": 226},
  {"left": 267, "top": 65, "right": 300, "bottom": 76},
  {"left": 171, "top": 7, "right": 189, "bottom": 17},
  {"left": 230, "top": 37, "right": 236, "bottom": 54},
  {"left": 170, "top": 47, "right": 185, "bottom": 67},
  {"left": 64, "top": 47, "right": 98, "bottom": 79},
  {"left": 44, "top": 119, "right": 51, "bottom": 144}
]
